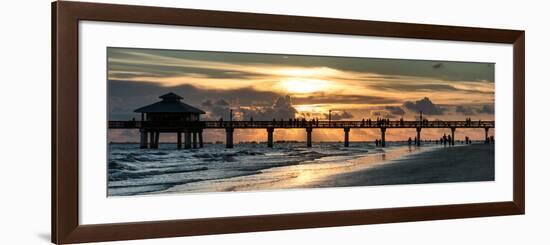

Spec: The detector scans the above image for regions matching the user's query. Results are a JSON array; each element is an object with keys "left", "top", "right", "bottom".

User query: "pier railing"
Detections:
[{"left": 108, "top": 120, "right": 494, "bottom": 129}]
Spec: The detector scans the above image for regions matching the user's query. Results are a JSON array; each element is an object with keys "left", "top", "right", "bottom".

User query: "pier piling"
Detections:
[
  {"left": 381, "top": 127, "right": 386, "bottom": 147},
  {"left": 416, "top": 127, "right": 421, "bottom": 146},
  {"left": 140, "top": 129, "right": 148, "bottom": 149},
  {"left": 267, "top": 127, "right": 274, "bottom": 148},
  {"left": 184, "top": 131, "right": 191, "bottom": 149},
  {"left": 451, "top": 127, "right": 456, "bottom": 145},
  {"left": 192, "top": 132, "right": 198, "bottom": 148},
  {"left": 344, "top": 127, "right": 350, "bottom": 147},
  {"left": 149, "top": 131, "right": 155, "bottom": 148},
  {"left": 198, "top": 130, "right": 203, "bottom": 148},
  {"left": 306, "top": 127, "right": 313, "bottom": 148},
  {"left": 225, "top": 127, "right": 234, "bottom": 148},
  {"left": 152, "top": 131, "right": 159, "bottom": 149},
  {"left": 177, "top": 131, "right": 182, "bottom": 149}
]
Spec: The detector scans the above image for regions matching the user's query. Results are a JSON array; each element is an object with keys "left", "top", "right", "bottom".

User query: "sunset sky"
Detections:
[{"left": 108, "top": 47, "right": 495, "bottom": 143}]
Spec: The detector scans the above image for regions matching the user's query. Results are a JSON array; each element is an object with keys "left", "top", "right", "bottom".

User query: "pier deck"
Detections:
[
  {"left": 108, "top": 120, "right": 495, "bottom": 149},
  {"left": 109, "top": 120, "right": 494, "bottom": 129}
]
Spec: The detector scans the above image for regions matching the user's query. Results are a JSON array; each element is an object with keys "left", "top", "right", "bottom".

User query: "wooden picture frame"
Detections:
[{"left": 52, "top": 1, "right": 525, "bottom": 244}]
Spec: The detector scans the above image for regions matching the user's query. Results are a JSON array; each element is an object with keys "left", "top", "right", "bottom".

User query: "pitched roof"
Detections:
[{"left": 134, "top": 92, "right": 206, "bottom": 114}]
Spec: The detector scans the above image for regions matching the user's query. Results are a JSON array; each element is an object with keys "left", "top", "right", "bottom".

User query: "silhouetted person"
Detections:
[
  {"left": 443, "top": 134, "right": 448, "bottom": 146},
  {"left": 408, "top": 137, "right": 412, "bottom": 146}
]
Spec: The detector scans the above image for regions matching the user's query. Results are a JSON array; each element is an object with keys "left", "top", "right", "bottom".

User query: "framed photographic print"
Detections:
[{"left": 52, "top": 1, "right": 525, "bottom": 244}]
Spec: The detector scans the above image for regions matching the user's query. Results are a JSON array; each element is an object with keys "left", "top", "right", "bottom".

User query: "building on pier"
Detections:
[{"left": 134, "top": 92, "right": 205, "bottom": 149}]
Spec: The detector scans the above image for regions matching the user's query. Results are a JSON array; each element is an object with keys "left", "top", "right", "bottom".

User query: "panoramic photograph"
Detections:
[{"left": 107, "top": 47, "right": 495, "bottom": 197}]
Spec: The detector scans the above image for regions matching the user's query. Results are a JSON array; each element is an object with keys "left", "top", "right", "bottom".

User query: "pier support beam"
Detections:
[
  {"left": 225, "top": 128, "right": 234, "bottom": 148},
  {"left": 267, "top": 127, "right": 274, "bottom": 148},
  {"left": 306, "top": 127, "right": 313, "bottom": 148},
  {"left": 192, "top": 132, "right": 198, "bottom": 148},
  {"left": 451, "top": 127, "right": 456, "bottom": 145},
  {"left": 344, "top": 127, "right": 350, "bottom": 147},
  {"left": 149, "top": 131, "right": 155, "bottom": 148},
  {"left": 152, "top": 131, "right": 159, "bottom": 149},
  {"left": 485, "top": 127, "right": 489, "bottom": 144},
  {"left": 140, "top": 129, "right": 148, "bottom": 149},
  {"left": 177, "top": 131, "right": 182, "bottom": 149},
  {"left": 198, "top": 130, "right": 203, "bottom": 148},
  {"left": 380, "top": 127, "right": 386, "bottom": 147},
  {"left": 184, "top": 131, "right": 191, "bottom": 149},
  {"left": 416, "top": 127, "right": 422, "bottom": 146}
]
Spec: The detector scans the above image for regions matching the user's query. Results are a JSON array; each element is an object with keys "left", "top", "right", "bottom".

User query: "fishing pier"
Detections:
[{"left": 109, "top": 93, "right": 495, "bottom": 149}]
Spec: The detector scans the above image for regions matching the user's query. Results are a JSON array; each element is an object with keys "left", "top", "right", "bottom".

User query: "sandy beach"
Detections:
[
  {"left": 152, "top": 143, "right": 494, "bottom": 195},
  {"left": 312, "top": 144, "right": 495, "bottom": 188}
]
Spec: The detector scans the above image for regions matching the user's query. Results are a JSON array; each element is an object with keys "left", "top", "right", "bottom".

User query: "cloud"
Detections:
[
  {"left": 201, "top": 99, "right": 230, "bottom": 120},
  {"left": 385, "top": 106, "right": 405, "bottom": 116},
  {"left": 477, "top": 105, "right": 495, "bottom": 114},
  {"left": 214, "top": 99, "right": 229, "bottom": 106},
  {"left": 368, "top": 82, "right": 494, "bottom": 95},
  {"left": 326, "top": 111, "right": 354, "bottom": 120},
  {"left": 370, "top": 83, "right": 460, "bottom": 93},
  {"left": 456, "top": 105, "right": 475, "bottom": 115},
  {"left": 292, "top": 94, "right": 400, "bottom": 105},
  {"left": 240, "top": 95, "right": 298, "bottom": 120},
  {"left": 402, "top": 97, "right": 444, "bottom": 115},
  {"left": 108, "top": 80, "right": 283, "bottom": 119},
  {"left": 201, "top": 99, "right": 213, "bottom": 107},
  {"left": 370, "top": 110, "right": 398, "bottom": 119},
  {"left": 108, "top": 47, "right": 496, "bottom": 84}
]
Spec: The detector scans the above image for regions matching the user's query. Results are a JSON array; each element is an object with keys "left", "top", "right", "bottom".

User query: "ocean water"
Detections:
[{"left": 108, "top": 142, "right": 430, "bottom": 196}]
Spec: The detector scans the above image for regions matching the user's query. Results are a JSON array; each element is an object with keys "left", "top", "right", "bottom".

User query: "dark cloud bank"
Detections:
[
  {"left": 109, "top": 80, "right": 493, "bottom": 122},
  {"left": 402, "top": 97, "right": 445, "bottom": 115},
  {"left": 109, "top": 80, "right": 393, "bottom": 121}
]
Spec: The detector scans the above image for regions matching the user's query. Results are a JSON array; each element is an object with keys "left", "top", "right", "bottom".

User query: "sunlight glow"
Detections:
[
  {"left": 277, "top": 78, "right": 333, "bottom": 94},
  {"left": 275, "top": 67, "right": 339, "bottom": 77}
]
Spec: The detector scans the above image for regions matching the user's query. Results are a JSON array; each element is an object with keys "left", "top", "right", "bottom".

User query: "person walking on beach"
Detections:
[{"left": 408, "top": 137, "right": 412, "bottom": 146}]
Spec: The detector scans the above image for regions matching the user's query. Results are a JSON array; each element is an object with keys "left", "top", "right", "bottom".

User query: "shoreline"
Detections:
[
  {"left": 310, "top": 144, "right": 495, "bottom": 188},
  {"left": 111, "top": 143, "right": 495, "bottom": 196},
  {"left": 160, "top": 144, "right": 438, "bottom": 194}
]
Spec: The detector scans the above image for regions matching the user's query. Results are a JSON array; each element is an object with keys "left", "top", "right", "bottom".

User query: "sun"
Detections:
[{"left": 278, "top": 78, "right": 331, "bottom": 94}]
